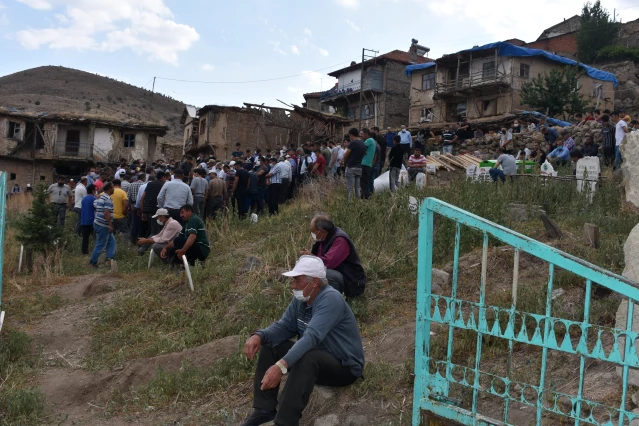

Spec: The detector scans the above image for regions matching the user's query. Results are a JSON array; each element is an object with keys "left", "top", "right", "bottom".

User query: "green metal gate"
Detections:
[{"left": 413, "top": 197, "right": 639, "bottom": 425}]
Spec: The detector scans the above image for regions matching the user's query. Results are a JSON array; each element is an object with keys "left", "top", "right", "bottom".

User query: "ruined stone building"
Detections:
[
  {"left": 0, "top": 108, "right": 167, "bottom": 189},
  {"left": 406, "top": 42, "right": 617, "bottom": 127},
  {"left": 184, "top": 104, "right": 351, "bottom": 160},
  {"left": 315, "top": 50, "right": 432, "bottom": 129}
]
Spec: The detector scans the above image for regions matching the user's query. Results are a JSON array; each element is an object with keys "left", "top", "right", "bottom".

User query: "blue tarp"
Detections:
[
  {"left": 519, "top": 110, "right": 572, "bottom": 127},
  {"left": 405, "top": 42, "right": 619, "bottom": 87},
  {"left": 405, "top": 62, "right": 436, "bottom": 77}
]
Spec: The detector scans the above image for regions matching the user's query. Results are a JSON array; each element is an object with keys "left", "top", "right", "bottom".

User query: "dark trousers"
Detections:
[
  {"left": 80, "top": 224, "right": 93, "bottom": 255},
  {"left": 54, "top": 203, "right": 67, "bottom": 227},
  {"left": 205, "top": 196, "right": 223, "bottom": 220},
  {"left": 167, "top": 235, "right": 208, "bottom": 266},
  {"left": 361, "top": 166, "right": 372, "bottom": 199},
  {"left": 370, "top": 164, "right": 380, "bottom": 194},
  {"left": 245, "top": 192, "right": 258, "bottom": 214},
  {"left": 73, "top": 207, "right": 82, "bottom": 235},
  {"left": 287, "top": 176, "right": 296, "bottom": 200},
  {"left": 280, "top": 178, "right": 290, "bottom": 204},
  {"left": 268, "top": 183, "right": 281, "bottom": 215},
  {"left": 603, "top": 146, "right": 615, "bottom": 167},
  {"left": 167, "top": 208, "right": 182, "bottom": 225},
  {"left": 257, "top": 187, "right": 267, "bottom": 215},
  {"left": 234, "top": 192, "right": 247, "bottom": 219},
  {"left": 130, "top": 208, "right": 141, "bottom": 244},
  {"left": 193, "top": 195, "right": 205, "bottom": 218},
  {"left": 253, "top": 340, "right": 357, "bottom": 424},
  {"left": 401, "top": 144, "right": 410, "bottom": 157}
]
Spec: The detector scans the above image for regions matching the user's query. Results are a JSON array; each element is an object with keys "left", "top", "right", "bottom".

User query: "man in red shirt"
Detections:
[
  {"left": 407, "top": 148, "right": 427, "bottom": 181},
  {"left": 302, "top": 214, "right": 366, "bottom": 297},
  {"left": 312, "top": 147, "right": 327, "bottom": 176}
]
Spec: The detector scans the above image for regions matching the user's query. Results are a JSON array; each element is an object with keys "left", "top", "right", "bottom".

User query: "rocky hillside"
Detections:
[{"left": 0, "top": 66, "right": 185, "bottom": 145}]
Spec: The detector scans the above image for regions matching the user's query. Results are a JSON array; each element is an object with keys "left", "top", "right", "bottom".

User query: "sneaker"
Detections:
[
  {"left": 239, "top": 408, "right": 277, "bottom": 426},
  {"left": 89, "top": 263, "right": 98, "bottom": 269}
]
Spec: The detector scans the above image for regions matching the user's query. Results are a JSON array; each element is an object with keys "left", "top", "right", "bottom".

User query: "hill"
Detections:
[{"left": 0, "top": 66, "right": 185, "bottom": 146}]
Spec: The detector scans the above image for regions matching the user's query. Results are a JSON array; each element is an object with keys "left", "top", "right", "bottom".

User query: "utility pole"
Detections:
[{"left": 358, "top": 48, "right": 379, "bottom": 130}]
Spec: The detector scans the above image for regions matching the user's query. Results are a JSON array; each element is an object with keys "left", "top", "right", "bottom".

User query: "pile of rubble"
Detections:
[{"left": 424, "top": 120, "right": 602, "bottom": 159}]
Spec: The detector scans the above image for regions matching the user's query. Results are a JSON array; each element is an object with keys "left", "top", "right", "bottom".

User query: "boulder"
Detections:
[
  {"left": 432, "top": 268, "right": 450, "bottom": 289},
  {"left": 539, "top": 213, "right": 563, "bottom": 239},
  {"left": 344, "top": 415, "right": 369, "bottom": 426},
  {"left": 615, "top": 223, "right": 639, "bottom": 385},
  {"left": 315, "top": 414, "right": 340, "bottom": 426},
  {"left": 622, "top": 132, "right": 639, "bottom": 209},
  {"left": 241, "top": 256, "right": 262, "bottom": 273}
]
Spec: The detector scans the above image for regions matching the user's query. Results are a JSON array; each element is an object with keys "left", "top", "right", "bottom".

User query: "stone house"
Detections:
[
  {"left": 406, "top": 42, "right": 617, "bottom": 127},
  {"left": 187, "top": 104, "right": 351, "bottom": 160},
  {"left": 180, "top": 105, "right": 199, "bottom": 155},
  {"left": 318, "top": 50, "right": 432, "bottom": 129},
  {"left": 0, "top": 108, "right": 168, "bottom": 189}
]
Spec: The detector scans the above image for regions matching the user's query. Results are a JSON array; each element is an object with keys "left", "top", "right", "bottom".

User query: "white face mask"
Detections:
[
  {"left": 293, "top": 280, "right": 313, "bottom": 302},
  {"left": 311, "top": 232, "right": 317, "bottom": 241},
  {"left": 157, "top": 219, "right": 163, "bottom": 226}
]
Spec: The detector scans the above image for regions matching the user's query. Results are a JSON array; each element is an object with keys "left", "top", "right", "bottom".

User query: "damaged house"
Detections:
[
  {"left": 318, "top": 50, "right": 432, "bottom": 128},
  {"left": 184, "top": 103, "right": 351, "bottom": 160},
  {"left": 406, "top": 42, "right": 617, "bottom": 126},
  {"left": 0, "top": 108, "right": 168, "bottom": 189}
]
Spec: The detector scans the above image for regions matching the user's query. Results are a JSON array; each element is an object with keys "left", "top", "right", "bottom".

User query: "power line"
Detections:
[{"left": 153, "top": 59, "right": 358, "bottom": 85}]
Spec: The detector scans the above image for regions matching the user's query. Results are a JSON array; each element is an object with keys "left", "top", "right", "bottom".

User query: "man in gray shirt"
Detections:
[
  {"left": 489, "top": 148, "right": 517, "bottom": 183},
  {"left": 189, "top": 168, "right": 208, "bottom": 218},
  {"left": 47, "top": 176, "right": 73, "bottom": 226},
  {"left": 241, "top": 255, "right": 364, "bottom": 426},
  {"left": 157, "top": 169, "right": 193, "bottom": 224}
]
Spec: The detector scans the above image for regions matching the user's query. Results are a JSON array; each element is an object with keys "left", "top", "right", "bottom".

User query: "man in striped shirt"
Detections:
[
  {"left": 90, "top": 183, "right": 117, "bottom": 269},
  {"left": 408, "top": 148, "right": 427, "bottom": 181}
]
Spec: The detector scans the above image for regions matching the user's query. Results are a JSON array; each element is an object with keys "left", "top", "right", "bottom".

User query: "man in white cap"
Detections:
[
  {"left": 241, "top": 255, "right": 364, "bottom": 426},
  {"left": 136, "top": 208, "right": 182, "bottom": 260}
]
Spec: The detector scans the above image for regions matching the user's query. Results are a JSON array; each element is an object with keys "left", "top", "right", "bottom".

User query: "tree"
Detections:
[
  {"left": 577, "top": 0, "right": 620, "bottom": 64},
  {"left": 520, "top": 67, "right": 589, "bottom": 117},
  {"left": 14, "top": 185, "right": 65, "bottom": 271}
]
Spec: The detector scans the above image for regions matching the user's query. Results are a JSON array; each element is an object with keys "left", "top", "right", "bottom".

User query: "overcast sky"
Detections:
[{"left": 1, "top": 0, "right": 639, "bottom": 109}]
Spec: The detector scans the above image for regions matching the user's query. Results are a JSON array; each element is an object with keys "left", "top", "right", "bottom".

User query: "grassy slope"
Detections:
[{"left": 0, "top": 171, "right": 637, "bottom": 425}]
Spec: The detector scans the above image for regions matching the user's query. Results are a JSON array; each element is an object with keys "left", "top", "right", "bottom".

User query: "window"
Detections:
[
  {"left": 124, "top": 134, "right": 135, "bottom": 148},
  {"left": 520, "top": 64, "right": 530, "bottom": 79},
  {"left": 420, "top": 108, "right": 434, "bottom": 122},
  {"left": 422, "top": 72, "right": 436, "bottom": 90},
  {"left": 8, "top": 121, "right": 21, "bottom": 139},
  {"left": 40, "top": 176, "right": 46, "bottom": 181},
  {"left": 9, "top": 173, "right": 16, "bottom": 180},
  {"left": 456, "top": 102, "right": 467, "bottom": 117},
  {"left": 482, "top": 61, "right": 496, "bottom": 79},
  {"left": 199, "top": 118, "right": 206, "bottom": 135},
  {"left": 360, "top": 103, "right": 374, "bottom": 119}
]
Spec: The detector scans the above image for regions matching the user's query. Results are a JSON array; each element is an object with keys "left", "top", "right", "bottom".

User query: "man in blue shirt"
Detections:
[
  {"left": 541, "top": 126, "right": 560, "bottom": 150},
  {"left": 384, "top": 127, "right": 397, "bottom": 151},
  {"left": 241, "top": 255, "right": 364, "bottom": 426},
  {"left": 547, "top": 139, "right": 571, "bottom": 166},
  {"left": 80, "top": 184, "right": 96, "bottom": 255},
  {"left": 398, "top": 125, "right": 412, "bottom": 157}
]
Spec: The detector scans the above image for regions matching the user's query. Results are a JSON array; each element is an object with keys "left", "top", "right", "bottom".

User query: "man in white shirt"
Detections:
[
  {"left": 499, "top": 128, "right": 513, "bottom": 154},
  {"left": 612, "top": 110, "right": 628, "bottom": 169},
  {"left": 73, "top": 176, "right": 88, "bottom": 236}
]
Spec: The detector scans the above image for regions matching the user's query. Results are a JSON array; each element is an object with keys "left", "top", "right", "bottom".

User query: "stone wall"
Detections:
[
  {"left": 0, "top": 157, "right": 54, "bottom": 189},
  {"left": 423, "top": 120, "right": 602, "bottom": 158},
  {"left": 381, "top": 61, "right": 412, "bottom": 128}
]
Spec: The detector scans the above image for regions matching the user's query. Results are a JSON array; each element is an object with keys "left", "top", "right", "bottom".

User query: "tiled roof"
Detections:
[{"left": 328, "top": 50, "right": 432, "bottom": 77}]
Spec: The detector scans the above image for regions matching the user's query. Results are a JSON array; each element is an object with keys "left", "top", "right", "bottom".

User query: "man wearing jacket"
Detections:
[
  {"left": 302, "top": 214, "right": 367, "bottom": 297},
  {"left": 241, "top": 255, "right": 364, "bottom": 426}
]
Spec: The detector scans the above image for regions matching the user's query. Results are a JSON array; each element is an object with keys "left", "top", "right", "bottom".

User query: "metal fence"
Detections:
[{"left": 413, "top": 197, "right": 639, "bottom": 425}]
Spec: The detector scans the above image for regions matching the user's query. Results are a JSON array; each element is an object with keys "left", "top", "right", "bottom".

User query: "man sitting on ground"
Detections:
[
  {"left": 547, "top": 138, "right": 571, "bottom": 166},
  {"left": 241, "top": 255, "right": 365, "bottom": 426},
  {"left": 160, "top": 204, "right": 210, "bottom": 266},
  {"left": 136, "top": 208, "right": 182, "bottom": 263},
  {"left": 301, "top": 214, "right": 366, "bottom": 297},
  {"left": 489, "top": 148, "right": 517, "bottom": 183},
  {"left": 407, "top": 148, "right": 427, "bottom": 181}
]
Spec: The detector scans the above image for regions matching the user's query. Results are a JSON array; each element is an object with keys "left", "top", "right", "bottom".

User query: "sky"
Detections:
[{"left": 1, "top": 0, "right": 639, "bottom": 110}]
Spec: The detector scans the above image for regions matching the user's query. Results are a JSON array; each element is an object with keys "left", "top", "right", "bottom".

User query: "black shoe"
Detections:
[{"left": 240, "top": 408, "right": 277, "bottom": 426}]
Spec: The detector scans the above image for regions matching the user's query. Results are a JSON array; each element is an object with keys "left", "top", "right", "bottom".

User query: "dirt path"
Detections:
[{"left": 26, "top": 275, "right": 240, "bottom": 425}]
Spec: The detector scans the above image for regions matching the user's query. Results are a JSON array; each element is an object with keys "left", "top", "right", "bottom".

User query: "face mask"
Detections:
[
  {"left": 293, "top": 279, "right": 312, "bottom": 302},
  {"left": 311, "top": 232, "right": 317, "bottom": 241},
  {"left": 157, "top": 219, "right": 163, "bottom": 226}
]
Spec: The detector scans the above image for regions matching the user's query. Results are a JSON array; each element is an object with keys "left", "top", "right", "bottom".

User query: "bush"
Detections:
[{"left": 595, "top": 45, "right": 639, "bottom": 62}]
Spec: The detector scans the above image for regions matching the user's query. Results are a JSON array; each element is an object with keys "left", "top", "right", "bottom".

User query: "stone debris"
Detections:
[
  {"left": 622, "top": 131, "right": 639, "bottom": 209},
  {"left": 583, "top": 223, "right": 601, "bottom": 249},
  {"left": 539, "top": 212, "right": 563, "bottom": 239}
]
